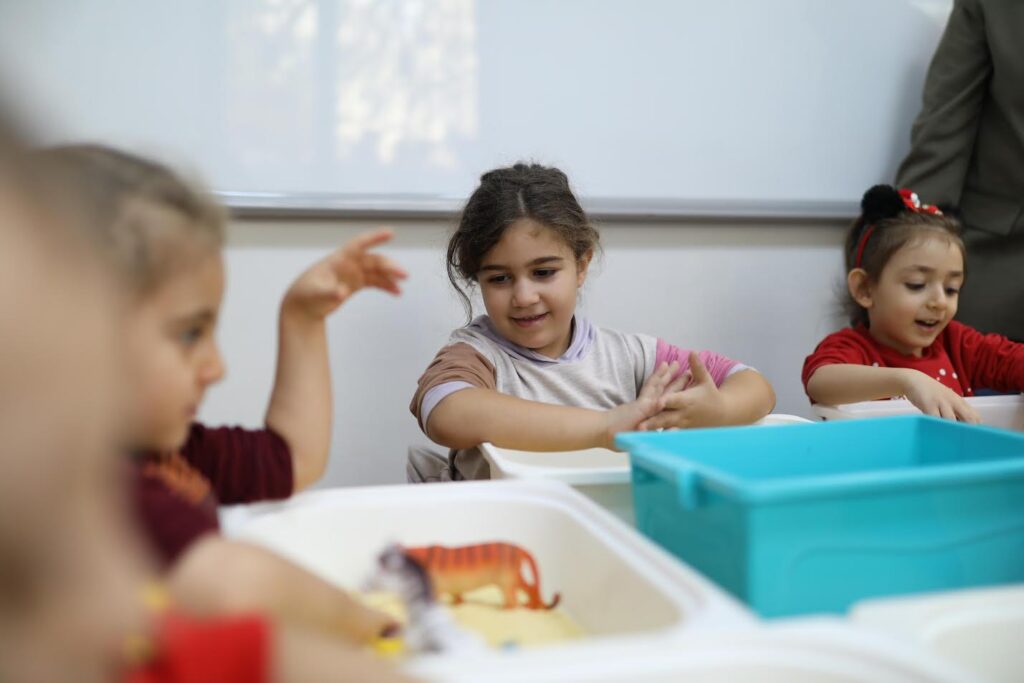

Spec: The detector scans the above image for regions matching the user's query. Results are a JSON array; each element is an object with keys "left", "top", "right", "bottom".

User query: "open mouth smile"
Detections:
[{"left": 511, "top": 313, "right": 549, "bottom": 328}]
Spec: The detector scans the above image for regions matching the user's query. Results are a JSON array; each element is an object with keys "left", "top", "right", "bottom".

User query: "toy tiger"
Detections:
[{"left": 403, "top": 542, "right": 561, "bottom": 610}]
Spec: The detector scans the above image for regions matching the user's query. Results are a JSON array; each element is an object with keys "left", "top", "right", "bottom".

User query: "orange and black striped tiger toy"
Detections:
[{"left": 403, "top": 542, "right": 560, "bottom": 610}]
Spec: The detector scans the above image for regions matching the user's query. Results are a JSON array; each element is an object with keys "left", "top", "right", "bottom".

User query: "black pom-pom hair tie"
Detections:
[{"left": 852, "top": 185, "right": 943, "bottom": 269}]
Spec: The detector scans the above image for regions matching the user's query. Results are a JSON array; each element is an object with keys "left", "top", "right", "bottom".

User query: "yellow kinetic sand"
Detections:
[
  {"left": 448, "top": 585, "right": 584, "bottom": 647},
  {"left": 363, "top": 586, "right": 584, "bottom": 649},
  {"left": 365, "top": 541, "right": 583, "bottom": 652}
]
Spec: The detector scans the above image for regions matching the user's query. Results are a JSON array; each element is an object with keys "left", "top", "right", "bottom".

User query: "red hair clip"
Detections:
[{"left": 898, "top": 188, "right": 943, "bottom": 216}]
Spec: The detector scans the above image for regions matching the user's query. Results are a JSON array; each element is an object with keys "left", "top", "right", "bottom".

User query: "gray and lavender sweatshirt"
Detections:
[{"left": 410, "top": 315, "right": 751, "bottom": 480}]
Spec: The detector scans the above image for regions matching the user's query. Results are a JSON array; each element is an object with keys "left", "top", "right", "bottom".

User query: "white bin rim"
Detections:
[
  {"left": 410, "top": 618, "right": 981, "bottom": 683},
  {"left": 851, "top": 584, "right": 1024, "bottom": 683},
  {"left": 480, "top": 414, "right": 812, "bottom": 485},
  {"left": 813, "top": 394, "right": 1024, "bottom": 427}
]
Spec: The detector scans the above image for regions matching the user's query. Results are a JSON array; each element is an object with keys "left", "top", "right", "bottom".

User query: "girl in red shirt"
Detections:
[
  {"left": 36, "top": 144, "right": 403, "bottom": 644},
  {"left": 803, "top": 185, "right": 1024, "bottom": 420},
  {"left": 0, "top": 116, "right": 411, "bottom": 683}
]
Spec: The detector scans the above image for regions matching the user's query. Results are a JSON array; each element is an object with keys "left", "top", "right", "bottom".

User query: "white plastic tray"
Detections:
[
  {"left": 479, "top": 414, "right": 812, "bottom": 524},
  {"left": 851, "top": 585, "right": 1024, "bottom": 683},
  {"left": 222, "top": 479, "right": 754, "bottom": 654},
  {"left": 813, "top": 394, "right": 1024, "bottom": 431},
  {"left": 478, "top": 444, "right": 635, "bottom": 522},
  {"left": 219, "top": 481, "right": 980, "bottom": 681},
  {"left": 411, "top": 619, "right": 979, "bottom": 683}
]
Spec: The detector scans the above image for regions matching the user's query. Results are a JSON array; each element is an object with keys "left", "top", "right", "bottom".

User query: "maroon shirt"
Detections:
[{"left": 133, "top": 423, "right": 294, "bottom": 566}]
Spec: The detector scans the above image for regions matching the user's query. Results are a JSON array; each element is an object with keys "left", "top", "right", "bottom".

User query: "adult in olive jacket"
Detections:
[{"left": 896, "top": 0, "right": 1024, "bottom": 341}]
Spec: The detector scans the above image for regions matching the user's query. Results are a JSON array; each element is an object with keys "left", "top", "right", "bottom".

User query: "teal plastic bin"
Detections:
[{"left": 616, "top": 416, "right": 1024, "bottom": 618}]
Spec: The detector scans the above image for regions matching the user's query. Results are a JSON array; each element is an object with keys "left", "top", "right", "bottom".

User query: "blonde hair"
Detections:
[{"left": 34, "top": 144, "right": 225, "bottom": 294}]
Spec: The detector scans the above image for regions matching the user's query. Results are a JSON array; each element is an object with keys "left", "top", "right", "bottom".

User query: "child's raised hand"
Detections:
[
  {"left": 639, "top": 352, "right": 727, "bottom": 430},
  {"left": 602, "top": 361, "right": 678, "bottom": 449},
  {"left": 282, "top": 229, "right": 408, "bottom": 321},
  {"left": 900, "top": 370, "right": 981, "bottom": 423}
]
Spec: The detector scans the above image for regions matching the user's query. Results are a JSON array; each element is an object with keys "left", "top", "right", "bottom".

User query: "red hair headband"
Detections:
[{"left": 853, "top": 189, "right": 942, "bottom": 269}]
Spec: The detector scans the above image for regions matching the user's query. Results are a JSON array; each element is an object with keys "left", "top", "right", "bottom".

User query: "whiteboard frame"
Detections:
[{"left": 220, "top": 192, "right": 858, "bottom": 222}]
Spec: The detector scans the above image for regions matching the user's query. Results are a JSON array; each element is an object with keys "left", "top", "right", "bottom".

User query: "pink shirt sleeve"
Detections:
[{"left": 655, "top": 339, "right": 747, "bottom": 387}]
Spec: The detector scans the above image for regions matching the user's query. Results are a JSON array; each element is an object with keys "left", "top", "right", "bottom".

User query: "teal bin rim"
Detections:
[{"left": 617, "top": 415, "right": 1024, "bottom": 507}]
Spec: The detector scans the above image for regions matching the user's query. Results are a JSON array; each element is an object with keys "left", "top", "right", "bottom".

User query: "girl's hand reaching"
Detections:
[
  {"left": 900, "top": 369, "right": 981, "bottom": 423},
  {"left": 268, "top": 229, "right": 407, "bottom": 491},
  {"left": 281, "top": 229, "right": 408, "bottom": 322},
  {"left": 602, "top": 361, "right": 678, "bottom": 449},
  {"left": 639, "top": 352, "right": 728, "bottom": 431}
]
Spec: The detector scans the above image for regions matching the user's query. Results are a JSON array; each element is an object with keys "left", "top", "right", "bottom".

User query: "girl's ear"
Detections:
[
  {"left": 847, "top": 268, "right": 874, "bottom": 309},
  {"left": 576, "top": 249, "right": 594, "bottom": 287}
]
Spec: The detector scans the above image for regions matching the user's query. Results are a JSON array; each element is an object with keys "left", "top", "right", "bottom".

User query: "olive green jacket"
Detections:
[{"left": 897, "top": 0, "right": 1024, "bottom": 340}]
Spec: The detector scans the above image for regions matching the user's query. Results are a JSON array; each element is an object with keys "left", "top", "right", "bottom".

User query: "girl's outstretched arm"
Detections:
[
  {"left": 426, "top": 362, "right": 679, "bottom": 451},
  {"left": 806, "top": 364, "right": 980, "bottom": 422},
  {"left": 806, "top": 363, "right": 911, "bottom": 405},
  {"left": 265, "top": 230, "right": 407, "bottom": 491},
  {"left": 168, "top": 536, "right": 396, "bottom": 644}
]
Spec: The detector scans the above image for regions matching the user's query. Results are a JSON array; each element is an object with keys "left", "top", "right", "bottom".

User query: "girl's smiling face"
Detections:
[
  {"left": 477, "top": 219, "right": 591, "bottom": 358},
  {"left": 851, "top": 235, "right": 965, "bottom": 357}
]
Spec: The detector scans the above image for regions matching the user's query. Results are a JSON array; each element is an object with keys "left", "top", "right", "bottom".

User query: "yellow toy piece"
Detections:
[{"left": 371, "top": 636, "right": 406, "bottom": 658}]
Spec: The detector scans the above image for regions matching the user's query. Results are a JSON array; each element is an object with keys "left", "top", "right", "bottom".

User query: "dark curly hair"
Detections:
[
  {"left": 446, "top": 162, "right": 600, "bottom": 320},
  {"left": 843, "top": 184, "right": 964, "bottom": 327}
]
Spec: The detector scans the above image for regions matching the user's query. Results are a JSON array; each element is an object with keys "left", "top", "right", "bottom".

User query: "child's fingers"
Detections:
[
  {"left": 640, "top": 410, "right": 679, "bottom": 431},
  {"left": 355, "top": 277, "right": 401, "bottom": 296},
  {"left": 688, "top": 351, "right": 713, "bottom": 386},
  {"left": 382, "top": 258, "right": 409, "bottom": 279},
  {"left": 649, "top": 362, "right": 679, "bottom": 396},
  {"left": 959, "top": 409, "right": 981, "bottom": 424},
  {"left": 364, "top": 265, "right": 406, "bottom": 295},
  {"left": 636, "top": 377, "right": 659, "bottom": 404},
  {"left": 357, "top": 254, "right": 406, "bottom": 281},
  {"left": 368, "top": 280, "right": 402, "bottom": 296},
  {"left": 665, "top": 371, "right": 691, "bottom": 394},
  {"left": 954, "top": 399, "right": 982, "bottom": 424},
  {"left": 660, "top": 391, "right": 692, "bottom": 412},
  {"left": 327, "top": 231, "right": 394, "bottom": 272},
  {"left": 638, "top": 363, "right": 668, "bottom": 399},
  {"left": 342, "top": 229, "right": 395, "bottom": 255},
  {"left": 369, "top": 254, "right": 409, "bottom": 280},
  {"left": 328, "top": 254, "right": 407, "bottom": 297}
]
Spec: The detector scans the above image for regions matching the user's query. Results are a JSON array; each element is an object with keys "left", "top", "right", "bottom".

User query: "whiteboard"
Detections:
[{"left": 0, "top": 0, "right": 952, "bottom": 218}]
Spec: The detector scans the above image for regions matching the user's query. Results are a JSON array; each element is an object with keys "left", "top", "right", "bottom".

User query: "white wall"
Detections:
[{"left": 199, "top": 217, "right": 848, "bottom": 488}]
